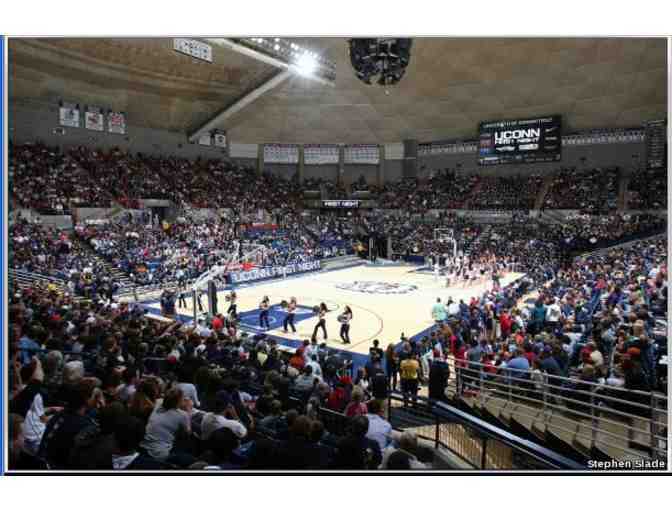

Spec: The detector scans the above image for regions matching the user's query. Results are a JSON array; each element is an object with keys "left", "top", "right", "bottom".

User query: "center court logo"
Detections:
[{"left": 335, "top": 281, "right": 418, "bottom": 295}]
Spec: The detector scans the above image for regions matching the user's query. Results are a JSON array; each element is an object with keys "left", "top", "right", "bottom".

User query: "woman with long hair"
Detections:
[
  {"left": 311, "top": 302, "right": 329, "bottom": 342},
  {"left": 339, "top": 305, "right": 353, "bottom": 344},
  {"left": 140, "top": 386, "right": 193, "bottom": 463},
  {"left": 283, "top": 297, "right": 297, "bottom": 333},
  {"left": 259, "top": 295, "right": 270, "bottom": 329}
]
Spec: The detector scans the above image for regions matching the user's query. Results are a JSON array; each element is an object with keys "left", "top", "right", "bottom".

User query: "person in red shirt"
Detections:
[
  {"left": 499, "top": 309, "right": 512, "bottom": 339},
  {"left": 327, "top": 384, "right": 348, "bottom": 412},
  {"left": 211, "top": 316, "right": 223, "bottom": 331},
  {"left": 289, "top": 348, "right": 305, "bottom": 371},
  {"left": 482, "top": 353, "right": 497, "bottom": 375},
  {"left": 523, "top": 343, "right": 536, "bottom": 365}
]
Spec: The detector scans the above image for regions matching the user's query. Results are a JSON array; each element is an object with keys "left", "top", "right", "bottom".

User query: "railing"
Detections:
[
  {"left": 386, "top": 392, "right": 585, "bottom": 470},
  {"left": 445, "top": 358, "right": 668, "bottom": 463},
  {"left": 9, "top": 268, "right": 67, "bottom": 284}
]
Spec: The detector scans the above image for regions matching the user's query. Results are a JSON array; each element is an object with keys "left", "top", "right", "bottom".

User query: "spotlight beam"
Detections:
[{"left": 205, "top": 38, "right": 335, "bottom": 87}]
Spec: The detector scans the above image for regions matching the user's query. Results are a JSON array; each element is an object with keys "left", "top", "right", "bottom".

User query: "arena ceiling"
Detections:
[{"left": 8, "top": 37, "right": 668, "bottom": 144}]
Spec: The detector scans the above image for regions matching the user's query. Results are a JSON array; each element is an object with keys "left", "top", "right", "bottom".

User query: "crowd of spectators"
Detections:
[
  {"left": 7, "top": 228, "right": 665, "bottom": 470},
  {"left": 377, "top": 172, "right": 479, "bottom": 212},
  {"left": 439, "top": 236, "right": 668, "bottom": 405},
  {"left": 627, "top": 167, "right": 667, "bottom": 210},
  {"left": 464, "top": 174, "right": 544, "bottom": 210},
  {"left": 9, "top": 218, "right": 116, "bottom": 297},
  {"left": 543, "top": 167, "right": 620, "bottom": 212},
  {"left": 8, "top": 284, "right": 436, "bottom": 470},
  {"left": 9, "top": 142, "right": 113, "bottom": 213}
]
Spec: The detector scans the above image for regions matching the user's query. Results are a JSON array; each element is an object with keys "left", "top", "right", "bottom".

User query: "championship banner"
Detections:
[
  {"left": 304, "top": 144, "right": 339, "bottom": 165},
  {"left": 263, "top": 144, "right": 299, "bottom": 164},
  {"left": 229, "top": 260, "right": 321, "bottom": 284},
  {"left": 85, "top": 108, "right": 104, "bottom": 131},
  {"left": 344, "top": 144, "right": 379, "bottom": 164},
  {"left": 59, "top": 105, "right": 80, "bottom": 128},
  {"left": 108, "top": 111, "right": 126, "bottom": 134},
  {"left": 198, "top": 133, "right": 212, "bottom": 146}
]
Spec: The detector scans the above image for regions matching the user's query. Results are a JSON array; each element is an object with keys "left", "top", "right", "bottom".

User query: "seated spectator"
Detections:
[
  {"left": 140, "top": 387, "right": 193, "bottom": 465},
  {"left": 112, "top": 415, "right": 168, "bottom": 470},
  {"left": 380, "top": 431, "right": 430, "bottom": 470},
  {"left": 344, "top": 386, "right": 368, "bottom": 417},
  {"left": 39, "top": 378, "right": 102, "bottom": 469},
  {"left": 200, "top": 392, "right": 248, "bottom": 441},
  {"left": 192, "top": 427, "right": 244, "bottom": 470},
  {"left": 365, "top": 399, "right": 393, "bottom": 451},
  {"left": 332, "top": 415, "right": 382, "bottom": 469}
]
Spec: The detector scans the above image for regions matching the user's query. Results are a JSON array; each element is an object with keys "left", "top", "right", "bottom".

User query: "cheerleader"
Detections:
[
  {"left": 283, "top": 297, "right": 297, "bottom": 333},
  {"left": 259, "top": 296, "right": 270, "bottom": 329},
  {"left": 227, "top": 290, "right": 237, "bottom": 317},
  {"left": 445, "top": 264, "right": 453, "bottom": 288},
  {"left": 311, "top": 302, "right": 329, "bottom": 342},
  {"left": 462, "top": 263, "right": 470, "bottom": 288},
  {"left": 339, "top": 305, "right": 353, "bottom": 344}
]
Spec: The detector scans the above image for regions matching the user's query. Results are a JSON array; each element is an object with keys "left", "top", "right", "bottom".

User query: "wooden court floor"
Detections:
[{"left": 143, "top": 265, "right": 525, "bottom": 355}]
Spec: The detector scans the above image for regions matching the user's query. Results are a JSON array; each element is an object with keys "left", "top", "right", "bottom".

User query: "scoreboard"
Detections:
[{"left": 478, "top": 115, "right": 562, "bottom": 166}]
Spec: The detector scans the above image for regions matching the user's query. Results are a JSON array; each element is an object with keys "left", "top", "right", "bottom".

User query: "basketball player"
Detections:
[
  {"left": 339, "top": 305, "right": 353, "bottom": 344},
  {"left": 259, "top": 296, "right": 270, "bottom": 329},
  {"left": 283, "top": 297, "right": 297, "bottom": 333},
  {"left": 434, "top": 262, "right": 440, "bottom": 282},
  {"left": 311, "top": 302, "right": 329, "bottom": 342}
]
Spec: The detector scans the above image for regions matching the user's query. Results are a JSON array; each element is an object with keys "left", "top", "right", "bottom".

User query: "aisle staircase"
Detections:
[
  {"left": 446, "top": 372, "right": 667, "bottom": 465},
  {"left": 534, "top": 174, "right": 556, "bottom": 210},
  {"left": 460, "top": 179, "right": 485, "bottom": 209},
  {"left": 618, "top": 175, "right": 631, "bottom": 211},
  {"left": 8, "top": 269, "right": 70, "bottom": 295}
]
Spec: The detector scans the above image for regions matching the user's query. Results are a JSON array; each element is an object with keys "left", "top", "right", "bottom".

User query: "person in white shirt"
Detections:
[
  {"left": 365, "top": 399, "right": 393, "bottom": 451},
  {"left": 306, "top": 354, "right": 323, "bottom": 378},
  {"left": 199, "top": 395, "right": 247, "bottom": 441},
  {"left": 546, "top": 298, "right": 562, "bottom": 326}
]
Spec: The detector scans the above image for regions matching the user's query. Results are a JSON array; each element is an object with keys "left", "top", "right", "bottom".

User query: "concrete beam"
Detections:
[{"left": 188, "top": 69, "right": 291, "bottom": 142}]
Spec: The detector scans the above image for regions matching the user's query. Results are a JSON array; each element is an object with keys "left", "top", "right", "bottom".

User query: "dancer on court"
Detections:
[
  {"left": 311, "top": 302, "right": 329, "bottom": 341},
  {"left": 226, "top": 290, "right": 238, "bottom": 317},
  {"left": 339, "top": 305, "right": 353, "bottom": 344},
  {"left": 259, "top": 295, "right": 270, "bottom": 329},
  {"left": 283, "top": 297, "right": 297, "bottom": 333}
]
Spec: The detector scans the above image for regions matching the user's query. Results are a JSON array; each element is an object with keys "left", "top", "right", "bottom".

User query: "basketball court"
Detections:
[{"left": 142, "top": 264, "right": 525, "bottom": 356}]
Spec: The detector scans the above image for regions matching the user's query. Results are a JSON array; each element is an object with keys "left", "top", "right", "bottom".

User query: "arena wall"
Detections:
[
  {"left": 11, "top": 102, "right": 648, "bottom": 182},
  {"left": 418, "top": 142, "right": 646, "bottom": 177}
]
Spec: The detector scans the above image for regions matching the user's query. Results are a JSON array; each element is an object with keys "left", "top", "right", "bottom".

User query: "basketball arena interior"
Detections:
[{"left": 6, "top": 37, "right": 669, "bottom": 472}]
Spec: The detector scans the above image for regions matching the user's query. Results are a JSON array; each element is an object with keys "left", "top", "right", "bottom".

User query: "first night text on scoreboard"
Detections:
[{"left": 322, "top": 200, "right": 361, "bottom": 208}]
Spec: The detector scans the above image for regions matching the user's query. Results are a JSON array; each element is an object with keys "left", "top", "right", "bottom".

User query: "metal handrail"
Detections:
[
  {"left": 457, "top": 372, "right": 658, "bottom": 417},
  {"left": 469, "top": 384, "right": 667, "bottom": 440},
  {"left": 447, "top": 357, "right": 668, "bottom": 460},
  {"left": 394, "top": 393, "right": 587, "bottom": 470},
  {"left": 453, "top": 358, "right": 664, "bottom": 400}
]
